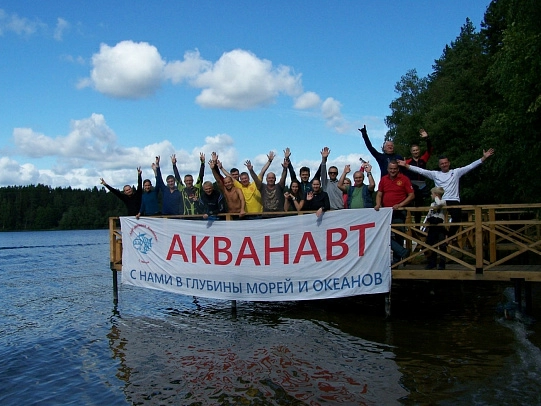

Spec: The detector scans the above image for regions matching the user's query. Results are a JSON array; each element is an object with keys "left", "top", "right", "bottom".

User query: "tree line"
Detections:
[
  {"left": 385, "top": 0, "right": 541, "bottom": 204},
  {"left": 0, "top": 184, "right": 128, "bottom": 231}
]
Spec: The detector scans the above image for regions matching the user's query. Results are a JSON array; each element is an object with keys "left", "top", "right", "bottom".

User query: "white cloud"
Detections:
[
  {"left": 2, "top": 114, "right": 244, "bottom": 189},
  {"left": 0, "top": 9, "right": 45, "bottom": 36},
  {"left": 192, "top": 49, "right": 303, "bottom": 110},
  {"left": 80, "top": 40, "right": 165, "bottom": 98},
  {"left": 13, "top": 113, "right": 119, "bottom": 160},
  {"left": 84, "top": 44, "right": 305, "bottom": 109},
  {"left": 79, "top": 42, "right": 350, "bottom": 133},
  {"left": 294, "top": 91, "right": 321, "bottom": 109},
  {"left": 321, "top": 97, "right": 350, "bottom": 134},
  {"left": 61, "top": 54, "right": 86, "bottom": 65},
  {"left": 0, "top": 157, "right": 40, "bottom": 185},
  {"left": 53, "top": 17, "right": 69, "bottom": 41},
  {"left": 163, "top": 49, "right": 211, "bottom": 84}
]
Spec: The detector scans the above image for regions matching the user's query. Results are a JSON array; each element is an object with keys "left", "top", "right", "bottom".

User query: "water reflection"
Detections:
[
  {"left": 108, "top": 280, "right": 541, "bottom": 405},
  {"left": 108, "top": 300, "right": 408, "bottom": 405}
]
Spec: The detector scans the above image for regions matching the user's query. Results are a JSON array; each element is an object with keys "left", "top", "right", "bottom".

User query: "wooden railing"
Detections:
[
  {"left": 109, "top": 204, "right": 541, "bottom": 281},
  {"left": 392, "top": 203, "right": 541, "bottom": 281}
]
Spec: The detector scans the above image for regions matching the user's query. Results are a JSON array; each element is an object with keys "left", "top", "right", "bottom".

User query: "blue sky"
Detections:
[{"left": 0, "top": 0, "right": 490, "bottom": 190}]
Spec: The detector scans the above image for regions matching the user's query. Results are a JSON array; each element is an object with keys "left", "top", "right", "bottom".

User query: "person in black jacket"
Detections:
[
  {"left": 197, "top": 181, "right": 225, "bottom": 220},
  {"left": 359, "top": 125, "right": 403, "bottom": 176},
  {"left": 304, "top": 179, "right": 330, "bottom": 217},
  {"left": 100, "top": 167, "right": 142, "bottom": 216}
]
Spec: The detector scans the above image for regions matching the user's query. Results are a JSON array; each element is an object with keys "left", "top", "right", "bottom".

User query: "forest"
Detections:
[
  {"left": 1, "top": 0, "right": 539, "bottom": 231},
  {"left": 385, "top": 0, "right": 540, "bottom": 204},
  {"left": 0, "top": 184, "right": 127, "bottom": 231}
]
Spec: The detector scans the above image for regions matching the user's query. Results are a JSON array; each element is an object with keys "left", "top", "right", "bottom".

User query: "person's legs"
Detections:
[
  {"left": 437, "top": 230, "right": 447, "bottom": 269},
  {"left": 391, "top": 210, "right": 406, "bottom": 244},
  {"left": 391, "top": 238, "right": 408, "bottom": 261},
  {"left": 425, "top": 227, "right": 437, "bottom": 269},
  {"left": 446, "top": 201, "right": 462, "bottom": 237}
]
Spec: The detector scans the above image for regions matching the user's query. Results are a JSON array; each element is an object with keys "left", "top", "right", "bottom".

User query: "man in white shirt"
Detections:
[{"left": 398, "top": 148, "right": 495, "bottom": 236}]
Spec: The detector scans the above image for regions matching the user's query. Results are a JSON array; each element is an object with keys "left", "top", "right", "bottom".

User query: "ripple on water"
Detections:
[{"left": 109, "top": 298, "right": 408, "bottom": 405}]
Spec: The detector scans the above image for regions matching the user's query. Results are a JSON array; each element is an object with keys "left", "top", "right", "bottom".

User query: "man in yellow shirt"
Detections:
[{"left": 221, "top": 151, "right": 275, "bottom": 218}]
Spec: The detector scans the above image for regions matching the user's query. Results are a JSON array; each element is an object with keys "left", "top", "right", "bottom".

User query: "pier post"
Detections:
[
  {"left": 112, "top": 269, "right": 119, "bottom": 305},
  {"left": 384, "top": 293, "right": 391, "bottom": 318}
]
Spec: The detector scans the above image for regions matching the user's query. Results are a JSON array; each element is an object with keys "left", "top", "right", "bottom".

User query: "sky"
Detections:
[{"left": 0, "top": 0, "right": 491, "bottom": 190}]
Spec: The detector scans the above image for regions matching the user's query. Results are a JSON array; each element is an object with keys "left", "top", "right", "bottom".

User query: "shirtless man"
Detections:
[
  {"left": 220, "top": 151, "right": 274, "bottom": 216},
  {"left": 209, "top": 154, "right": 245, "bottom": 218}
]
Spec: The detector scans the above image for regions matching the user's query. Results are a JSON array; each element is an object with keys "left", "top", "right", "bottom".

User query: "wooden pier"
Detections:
[{"left": 109, "top": 204, "right": 541, "bottom": 311}]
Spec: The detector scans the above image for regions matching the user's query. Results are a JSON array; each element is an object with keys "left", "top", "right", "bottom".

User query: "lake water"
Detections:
[{"left": 1, "top": 229, "right": 540, "bottom": 405}]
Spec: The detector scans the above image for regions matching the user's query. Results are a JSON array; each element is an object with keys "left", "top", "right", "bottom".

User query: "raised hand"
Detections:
[
  {"left": 283, "top": 147, "right": 291, "bottom": 160},
  {"left": 482, "top": 148, "right": 495, "bottom": 160},
  {"left": 358, "top": 125, "right": 368, "bottom": 137},
  {"left": 419, "top": 129, "right": 428, "bottom": 138},
  {"left": 245, "top": 160, "right": 253, "bottom": 171},
  {"left": 321, "top": 146, "right": 330, "bottom": 159}
]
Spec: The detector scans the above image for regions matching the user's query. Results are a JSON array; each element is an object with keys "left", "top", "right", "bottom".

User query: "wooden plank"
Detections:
[
  {"left": 475, "top": 206, "right": 484, "bottom": 269},
  {"left": 393, "top": 265, "right": 541, "bottom": 281}
]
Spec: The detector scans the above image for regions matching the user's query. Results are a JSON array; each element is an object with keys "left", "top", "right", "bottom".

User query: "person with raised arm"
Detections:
[
  {"left": 220, "top": 151, "right": 274, "bottom": 218},
  {"left": 249, "top": 152, "right": 288, "bottom": 214},
  {"left": 337, "top": 162, "right": 375, "bottom": 209},
  {"left": 397, "top": 148, "right": 495, "bottom": 236},
  {"left": 100, "top": 167, "right": 143, "bottom": 216},
  {"left": 136, "top": 162, "right": 160, "bottom": 219},
  {"left": 359, "top": 125, "right": 403, "bottom": 176},
  {"left": 154, "top": 156, "right": 182, "bottom": 215},
  {"left": 404, "top": 128, "right": 434, "bottom": 224},
  {"left": 285, "top": 147, "right": 324, "bottom": 194},
  {"left": 172, "top": 153, "right": 206, "bottom": 215},
  {"left": 209, "top": 154, "right": 246, "bottom": 218},
  {"left": 320, "top": 147, "right": 346, "bottom": 210}
]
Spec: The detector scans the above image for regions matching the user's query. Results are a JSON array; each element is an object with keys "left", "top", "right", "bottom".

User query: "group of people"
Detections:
[
  {"left": 101, "top": 126, "right": 494, "bottom": 269},
  {"left": 359, "top": 125, "right": 494, "bottom": 268}
]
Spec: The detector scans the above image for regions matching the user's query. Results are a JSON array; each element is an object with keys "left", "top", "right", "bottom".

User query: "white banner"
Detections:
[{"left": 120, "top": 209, "right": 393, "bottom": 301}]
